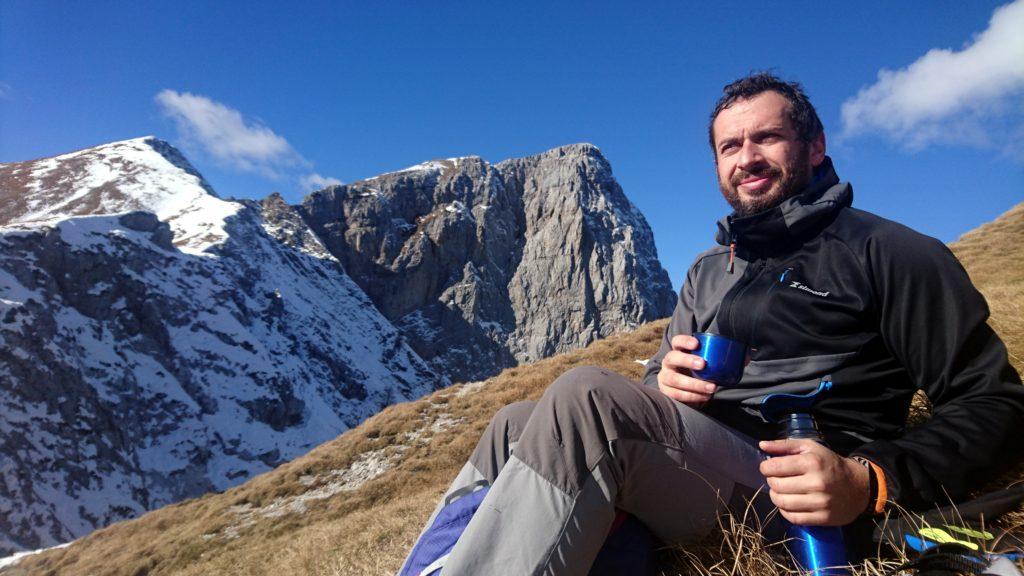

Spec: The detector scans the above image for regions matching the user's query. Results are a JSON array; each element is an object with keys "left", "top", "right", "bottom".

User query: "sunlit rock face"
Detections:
[{"left": 300, "top": 143, "right": 676, "bottom": 382}]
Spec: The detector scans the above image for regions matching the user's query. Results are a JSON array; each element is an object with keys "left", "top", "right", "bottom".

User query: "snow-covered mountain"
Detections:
[
  {"left": 0, "top": 137, "right": 235, "bottom": 254},
  {"left": 0, "top": 138, "right": 440, "bottom": 555}
]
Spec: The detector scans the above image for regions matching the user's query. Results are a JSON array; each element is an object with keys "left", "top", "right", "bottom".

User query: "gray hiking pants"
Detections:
[{"left": 404, "top": 366, "right": 774, "bottom": 576}]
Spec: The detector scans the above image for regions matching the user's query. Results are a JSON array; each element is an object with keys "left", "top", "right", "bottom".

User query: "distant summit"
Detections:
[
  {"left": 0, "top": 136, "right": 232, "bottom": 253},
  {"left": 301, "top": 141, "right": 676, "bottom": 381}
]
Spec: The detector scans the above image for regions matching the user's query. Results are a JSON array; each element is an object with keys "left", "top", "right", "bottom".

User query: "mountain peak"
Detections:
[
  {"left": 0, "top": 136, "right": 235, "bottom": 254},
  {"left": 550, "top": 142, "right": 602, "bottom": 155},
  {"left": 360, "top": 156, "right": 483, "bottom": 183},
  {"left": 540, "top": 143, "right": 608, "bottom": 166}
]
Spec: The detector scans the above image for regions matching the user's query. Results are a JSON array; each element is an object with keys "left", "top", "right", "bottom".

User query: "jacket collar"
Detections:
[{"left": 715, "top": 156, "right": 852, "bottom": 251}]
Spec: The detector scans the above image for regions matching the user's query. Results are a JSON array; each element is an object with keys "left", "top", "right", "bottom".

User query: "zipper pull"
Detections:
[{"left": 726, "top": 237, "right": 736, "bottom": 274}]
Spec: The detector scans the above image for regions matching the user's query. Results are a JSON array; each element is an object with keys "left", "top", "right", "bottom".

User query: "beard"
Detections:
[{"left": 719, "top": 144, "right": 814, "bottom": 217}]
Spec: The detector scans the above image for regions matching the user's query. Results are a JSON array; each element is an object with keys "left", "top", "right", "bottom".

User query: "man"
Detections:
[{"left": 400, "top": 73, "right": 1024, "bottom": 575}]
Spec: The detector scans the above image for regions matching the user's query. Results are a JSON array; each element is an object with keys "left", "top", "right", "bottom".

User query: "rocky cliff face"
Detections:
[
  {"left": 300, "top": 144, "right": 676, "bottom": 381},
  {"left": 0, "top": 138, "right": 438, "bottom": 555}
]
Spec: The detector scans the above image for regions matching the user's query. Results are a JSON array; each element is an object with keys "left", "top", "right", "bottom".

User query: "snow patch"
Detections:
[
  {"left": 0, "top": 542, "right": 72, "bottom": 569},
  {"left": 397, "top": 160, "right": 448, "bottom": 175},
  {"left": 11, "top": 137, "right": 241, "bottom": 255},
  {"left": 368, "top": 156, "right": 475, "bottom": 181},
  {"left": 0, "top": 269, "right": 42, "bottom": 306}
]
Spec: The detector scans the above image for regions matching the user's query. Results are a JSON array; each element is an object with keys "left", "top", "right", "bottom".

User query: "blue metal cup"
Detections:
[{"left": 691, "top": 332, "right": 747, "bottom": 386}]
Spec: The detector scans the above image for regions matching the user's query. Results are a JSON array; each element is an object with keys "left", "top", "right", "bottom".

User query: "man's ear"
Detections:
[{"left": 810, "top": 132, "right": 826, "bottom": 167}]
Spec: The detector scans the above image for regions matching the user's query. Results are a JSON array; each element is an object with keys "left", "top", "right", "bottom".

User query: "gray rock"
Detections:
[{"left": 300, "top": 144, "right": 676, "bottom": 381}]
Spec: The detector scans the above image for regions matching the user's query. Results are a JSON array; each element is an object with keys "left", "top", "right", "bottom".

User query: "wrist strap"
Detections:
[{"left": 853, "top": 456, "right": 887, "bottom": 515}]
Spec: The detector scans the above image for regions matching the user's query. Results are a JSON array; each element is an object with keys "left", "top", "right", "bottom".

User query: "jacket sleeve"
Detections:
[
  {"left": 642, "top": 258, "right": 702, "bottom": 390},
  {"left": 850, "top": 228, "right": 1024, "bottom": 510}
]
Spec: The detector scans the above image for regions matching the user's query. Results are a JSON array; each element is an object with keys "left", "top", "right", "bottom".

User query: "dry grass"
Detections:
[
  {"left": 949, "top": 202, "right": 1024, "bottom": 374},
  {"left": 7, "top": 202, "right": 1023, "bottom": 575}
]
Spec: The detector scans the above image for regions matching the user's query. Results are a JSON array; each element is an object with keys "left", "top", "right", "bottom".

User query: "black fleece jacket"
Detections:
[{"left": 643, "top": 157, "right": 1024, "bottom": 511}]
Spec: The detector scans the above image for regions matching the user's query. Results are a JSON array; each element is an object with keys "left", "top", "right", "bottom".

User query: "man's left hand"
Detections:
[{"left": 758, "top": 439, "right": 870, "bottom": 526}]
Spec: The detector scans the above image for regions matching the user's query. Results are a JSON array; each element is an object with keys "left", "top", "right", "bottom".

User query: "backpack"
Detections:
[{"left": 398, "top": 480, "right": 658, "bottom": 576}]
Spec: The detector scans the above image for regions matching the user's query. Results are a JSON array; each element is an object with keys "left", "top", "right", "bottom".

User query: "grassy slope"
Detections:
[
  {"left": 949, "top": 202, "right": 1024, "bottom": 374},
  {"left": 9, "top": 202, "right": 1023, "bottom": 576}
]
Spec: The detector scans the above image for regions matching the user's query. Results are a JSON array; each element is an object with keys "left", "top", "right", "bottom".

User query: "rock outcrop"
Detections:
[{"left": 300, "top": 144, "right": 676, "bottom": 381}]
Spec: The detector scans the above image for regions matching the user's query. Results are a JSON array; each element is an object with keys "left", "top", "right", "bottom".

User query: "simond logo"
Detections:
[{"left": 788, "top": 280, "right": 830, "bottom": 298}]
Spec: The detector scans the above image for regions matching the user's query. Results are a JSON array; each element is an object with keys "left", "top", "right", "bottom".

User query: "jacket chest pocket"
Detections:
[{"left": 731, "top": 264, "right": 871, "bottom": 359}]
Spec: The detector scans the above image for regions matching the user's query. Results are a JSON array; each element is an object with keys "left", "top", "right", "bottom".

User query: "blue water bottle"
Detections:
[{"left": 760, "top": 379, "right": 849, "bottom": 576}]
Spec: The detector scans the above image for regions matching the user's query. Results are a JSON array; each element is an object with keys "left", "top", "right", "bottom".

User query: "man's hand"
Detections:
[
  {"left": 759, "top": 439, "right": 870, "bottom": 526},
  {"left": 657, "top": 335, "right": 717, "bottom": 407}
]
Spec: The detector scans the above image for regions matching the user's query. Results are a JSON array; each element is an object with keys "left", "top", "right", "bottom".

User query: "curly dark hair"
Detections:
[{"left": 708, "top": 72, "right": 823, "bottom": 154}]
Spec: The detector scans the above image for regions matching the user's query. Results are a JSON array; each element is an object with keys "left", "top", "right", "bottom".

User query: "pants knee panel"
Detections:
[
  {"left": 543, "top": 366, "right": 634, "bottom": 413},
  {"left": 489, "top": 400, "right": 536, "bottom": 444}
]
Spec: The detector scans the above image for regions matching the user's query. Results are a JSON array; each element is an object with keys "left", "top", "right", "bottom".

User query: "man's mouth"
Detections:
[
  {"left": 732, "top": 165, "right": 783, "bottom": 193},
  {"left": 738, "top": 174, "right": 774, "bottom": 192}
]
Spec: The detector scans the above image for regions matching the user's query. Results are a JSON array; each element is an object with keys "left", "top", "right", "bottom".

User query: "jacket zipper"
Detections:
[
  {"left": 727, "top": 233, "right": 737, "bottom": 274},
  {"left": 747, "top": 266, "right": 794, "bottom": 347},
  {"left": 718, "top": 250, "right": 770, "bottom": 341}
]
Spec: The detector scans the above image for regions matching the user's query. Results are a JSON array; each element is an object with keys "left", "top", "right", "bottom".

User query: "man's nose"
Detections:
[{"left": 736, "top": 140, "right": 765, "bottom": 171}]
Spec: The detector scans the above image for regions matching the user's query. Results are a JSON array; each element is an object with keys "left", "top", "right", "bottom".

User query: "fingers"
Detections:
[
  {"left": 768, "top": 489, "right": 829, "bottom": 513},
  {"left": 659, "top": 335, "right": 714, "bottom": 406},
  {"left": 768, "top": 477, "right": 837, "bottom": 526},
  {"left": 658, "top": 352, "right": 716, "bottom": 405},
  {"left": 759, "top": 448, "right": 827, "bottom": 478},
  {"left": 777, "top": 509, "right": 833, "bottom": 526},
  {"left": 760, "top": 442, "right": 862, "bottom": 526},
  {"left": 657, "top": 376, "right": 714, "bottom": 405},
  {"left": 670, "top": 334, "right": 699, "bottom": 352},
  {"left": 765, "top": 474, "right": 826, "bottom": 495},
  {"left": 662, "top": 349, "right": 706, "bottom": 373},
  {"left": 758, "top": 438, "right": 812, "bottom": 456}
]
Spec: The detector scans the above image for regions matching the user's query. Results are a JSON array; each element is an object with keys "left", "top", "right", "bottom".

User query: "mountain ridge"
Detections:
[{"left": 0, "top": 136, "right": 677, "bottom": 557}]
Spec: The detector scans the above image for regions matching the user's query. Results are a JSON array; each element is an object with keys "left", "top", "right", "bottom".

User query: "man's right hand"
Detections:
[{"left": 657, "top": 335, "right": 716, "bottom": 407}]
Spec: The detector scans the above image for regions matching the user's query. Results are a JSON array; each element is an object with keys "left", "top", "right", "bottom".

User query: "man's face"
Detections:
[{"left": 712, "top": 91, "right": 825, "bottom": 216}]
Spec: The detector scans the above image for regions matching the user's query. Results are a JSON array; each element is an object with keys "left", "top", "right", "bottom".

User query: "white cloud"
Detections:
[
  {"left": 300, "top": 172, "right": 343, "bottom": 190},
  {"left": 155, "top": 90, "right": 342, "bottom": 186},
  {"left": 840, "top": 0, "right": 1024, "bottom": 158}
]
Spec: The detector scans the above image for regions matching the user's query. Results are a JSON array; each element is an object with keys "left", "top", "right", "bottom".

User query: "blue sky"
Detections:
[{"left": 2, "top": 1, "right": 1022, "bottom": 290}]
